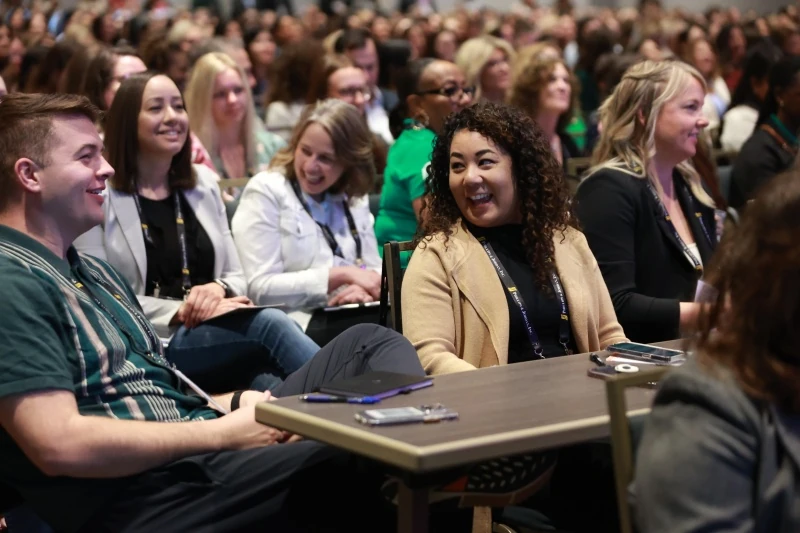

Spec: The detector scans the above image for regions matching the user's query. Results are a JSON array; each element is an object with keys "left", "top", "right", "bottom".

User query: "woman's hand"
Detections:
[
  {"left": 178, "top": 282, "right": 226, "bottom": 327},
  {"left": 327, "top": 284, "right": 373, "bottom": 307},
  {"left": 347, "top": 268, "right": 381, "bottom": 300}
]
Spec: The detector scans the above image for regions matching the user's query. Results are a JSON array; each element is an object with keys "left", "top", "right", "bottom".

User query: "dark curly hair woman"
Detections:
[{"left": 402, "top": 101, "right": 627, "bottom": 375}]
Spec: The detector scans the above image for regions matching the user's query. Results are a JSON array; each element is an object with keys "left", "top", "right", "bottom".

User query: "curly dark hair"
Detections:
[{"left": 417, "top": 101, "right": 575, "bottom": 291}]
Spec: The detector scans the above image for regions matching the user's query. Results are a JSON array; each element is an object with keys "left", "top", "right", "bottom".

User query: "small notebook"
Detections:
[{"left": 318, "top": 371, "right": 433, "bottom": 399}]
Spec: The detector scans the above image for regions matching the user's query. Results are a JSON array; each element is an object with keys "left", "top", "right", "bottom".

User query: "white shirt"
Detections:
[
  {"left": 231, "top": 171, "right": 382, "bottom": 330},
  {"left": 720, "top": 105, "right": 759, "bottom": 152},
  {"left": 366, "top": 90, "right": 394, "bottom": 146}
]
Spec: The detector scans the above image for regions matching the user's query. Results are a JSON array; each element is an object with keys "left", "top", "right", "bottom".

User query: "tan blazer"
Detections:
[{"left": 402, "top": 222, "right": 627, "bottom": 375}]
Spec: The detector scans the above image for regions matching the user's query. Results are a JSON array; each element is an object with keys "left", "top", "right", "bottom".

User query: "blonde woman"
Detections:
[
  {"left": 184, "top": 52, "right": 285, "bottom": 181},
  {"left": 454, "top": 35, "right": 515, "bottom": 103},
  {"left": 575, "top": 60, "right": 717, "bottom": 343},
  {"left": 508, "top": 54, "right": 581, "bottom": 167},
  {"left": 231, "top": 100, "right": 381, "bottom": 345}
]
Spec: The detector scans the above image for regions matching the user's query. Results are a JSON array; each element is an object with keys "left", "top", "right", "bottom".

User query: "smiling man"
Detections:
[{"left": 0, "top": 93, "right": 422, "bottom": 532}]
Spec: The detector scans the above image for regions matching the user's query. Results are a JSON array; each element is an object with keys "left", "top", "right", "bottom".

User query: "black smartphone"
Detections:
[{"left": 587, "top": 365, "right": 620, "bottom": 380}]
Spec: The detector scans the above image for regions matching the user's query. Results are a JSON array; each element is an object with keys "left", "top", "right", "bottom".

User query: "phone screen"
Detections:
[{"left": 610, "top": 342, "right": 683, "bottom": 357}]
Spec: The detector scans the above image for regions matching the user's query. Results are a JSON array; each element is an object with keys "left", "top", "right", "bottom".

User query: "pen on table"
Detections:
[
  {"left": 589, "top": 353, "right": 606, "bottom": 367},
  {"left": 300, "top": 393, "right": 381, "bottom": 404}
]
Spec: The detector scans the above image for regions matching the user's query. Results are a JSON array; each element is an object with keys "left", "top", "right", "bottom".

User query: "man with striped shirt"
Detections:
[{"left": 0, "top": 93, "right": 424, "bottom": 532}]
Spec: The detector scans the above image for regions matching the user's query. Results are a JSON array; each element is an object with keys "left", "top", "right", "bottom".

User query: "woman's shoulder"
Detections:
[
  {"left": 411, "top": 224, "right": 472, "bottom": 265},
  {"left": 192, "top": 164, "right": 222, "bottom": 189},
  {"left": 578, "top": 165, "right": 646, "bottom": 201},
  {"left": 241, "top": 170, "right": 292, "bottom": 199}
]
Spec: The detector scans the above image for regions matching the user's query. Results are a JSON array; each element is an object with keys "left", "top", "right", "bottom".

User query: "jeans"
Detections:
[{"left": 166, "top": 307, "right": 319, "bottom": 394}]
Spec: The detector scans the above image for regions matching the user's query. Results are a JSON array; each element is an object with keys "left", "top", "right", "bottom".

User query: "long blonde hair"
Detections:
[
  {"left": 588, "top": 59, "right": 715, "bottom": 207},
  {"left": 184, "top": 52, "right": 257, "bottom": 172},
  {"left": 454, "top": 36, "right": 515, "bottom": 101}
]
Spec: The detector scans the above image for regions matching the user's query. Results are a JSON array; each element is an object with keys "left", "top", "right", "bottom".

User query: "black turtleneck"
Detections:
[{"left": 467, "top": 222, "right": 577, "bottom": 363}]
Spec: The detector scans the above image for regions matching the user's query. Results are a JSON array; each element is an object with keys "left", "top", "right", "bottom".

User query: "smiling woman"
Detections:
[{"left": 73, "top": 72, "right": 319, "bottom": 395}]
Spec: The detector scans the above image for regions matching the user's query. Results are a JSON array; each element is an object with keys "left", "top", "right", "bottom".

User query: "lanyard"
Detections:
[
  {"left": 477, "top": 236, "right": 572, "bottom": 358},
  {"left": 645, "top": 181, "right": 712, "bottom": 273},
  {"left": 289, "top": 179, "right": 363, "bottom": 266},
  {"left": 70, "top": 272, "right": 165, "bottom": 364},
  {"left": 132, "top": 191, "right": 193, "bottom": 298}
]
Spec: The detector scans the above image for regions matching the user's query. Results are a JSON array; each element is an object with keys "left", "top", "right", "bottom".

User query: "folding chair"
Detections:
[
  {"left": 378, "top": 240, "right": 415, "bottom": 334},
  {"left": 604, "top": 366, "right": 671, "bottom": 533}
]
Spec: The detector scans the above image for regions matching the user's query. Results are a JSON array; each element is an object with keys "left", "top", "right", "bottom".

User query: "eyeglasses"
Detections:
[
  {"left": 337, "top": 86, "right": 372, "bottom": 100},
  {"left": 416, "top": 85, "right": 476, "bottom": 101}
]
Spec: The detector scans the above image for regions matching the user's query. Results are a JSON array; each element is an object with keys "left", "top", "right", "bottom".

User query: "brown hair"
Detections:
[
  {"left": 508, "top": 55, "right": 578, "bottom": 136},
  {"left": 696, "top": 167, "right": 800, "bottom": 413},
  {"left": 105, "top": 72, "right": 195, "bottom": 194},
  {"left": 82, "top": 45, "right": 140, "bottom": 111},
  {"left": 266, "top": 40, "right": 324, "bottom": 105},
  {"left": 306, "top": 54, "right": 355, "bottom": 104},
  {"left": 0, "top": 93, "right": 100, "bottom": 212},
  {"left": 419, "top": 101, "right": 575, "bottom": 291},
  {"left": 271, "top": 99, "right": 375, "bottom": 199}
]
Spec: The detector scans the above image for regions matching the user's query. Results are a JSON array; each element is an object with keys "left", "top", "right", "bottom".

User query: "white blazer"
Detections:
[
  {"left": 73, "top": 165, "right": 247, "bottom": 338},
  {"left": 231, "top": 170, "right": 381, "bottom": 331}
]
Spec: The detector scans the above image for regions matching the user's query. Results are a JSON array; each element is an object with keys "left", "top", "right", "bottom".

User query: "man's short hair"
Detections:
[
  {"left": 334, "top": 28, "right": 375, "bottom": 54},
  {"left": 0, "top": 93, "right": 100, "bottom": 212}
]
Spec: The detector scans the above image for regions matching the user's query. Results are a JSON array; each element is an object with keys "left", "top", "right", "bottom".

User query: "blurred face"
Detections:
[
  {"left": 538, "top": 62, "right": 571, "bottom": 116},
  {"left": 104, "top": 55, "right": 147, "bottom": 109},
  {"left": 776, "top": 75, "right": 800, "bottom": 124},
  {"left": 166, "top": 50, "right": 189, "bottom": 91},
  {"left": 328, "top": 67, "right": 370, "bottom": 115},
  {"left": 785, "top": 33, "right": 800, "bottom": 57},
  {"left": 229, "top": 47, "right": 256, "bottom": 90},
  {"left": 480, "top": 48, "right": 511, "bottom": 99},
  {"left": 293, "top": 123, "right": 345, "bottom": 198},
  {"left": 35, "top": 116, "right": 114, "bottom": 237},
  {"left": 225, "top": 20, "right": 242, "bottom": 40},
  {"left": 248, "top": 30, "right": 276, "bottom": 67},
  {"left": 275, "top": 16, "right": 303, "bottom": 45},
  {"left": 413, "top": 61, "right": 473, "bottom": 135},
  {"left": 448, "top": 130, "right": 520, "bottom": 228},
  {"left": 728, "top": 27, "right": 746, "bottom": 64},
  {"left": 346, "top": 39, "right": 379, "bottom": 88},
  {"left": 639, "top": 39, "right": 661, "bottom": 61},
  {"left": 434, "top": 31, "right": 457, "bottom": 62},
  {"left": 7, "top": 37, "right": 23, "bottom": 67},
  {"left": 692, "top": 41, "right": 716, "bottom": 79},
  {"left": 137, "top": 75, "right": 189, "bottom": 158},
  {"left": 211, "top": 68, "right": 248, "bottom": 128},
  {"left": 371, "top": 17, "right": 391, "bottom": 42},
  {"left": 0, "top": 26, "right": 9, "bottom": 59},
  {"left": 654, "top": 76, "right": 709, "bottom": 164}
]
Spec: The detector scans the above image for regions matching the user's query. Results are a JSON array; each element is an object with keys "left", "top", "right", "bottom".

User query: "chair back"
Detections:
[
  {"left": 378, "top": 240, "right": 415, "bottom": 334},
  {"left": 217, "top": 177, "right": 250, "bottom": 190},
  {"left": 604, "top": 366, "right": 670, "bottom": 533}
]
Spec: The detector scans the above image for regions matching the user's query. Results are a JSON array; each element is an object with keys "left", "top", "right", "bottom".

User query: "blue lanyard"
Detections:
[{"left": 478, "top": 237, "right": 572, "bottom": 358}]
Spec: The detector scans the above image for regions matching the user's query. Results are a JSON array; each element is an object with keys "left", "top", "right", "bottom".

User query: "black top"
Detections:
[
  {"left": 138, "top": 194, "right": 215, "bottom": 299},
  {"left": 574, "top": 167, "right": 717, "bottom": 343},
  {"left": 729, "top": 127, "right": 796, "bottom": 209},
  {"left": 467, "top": 223, "right": 577, "bottom": 362}
]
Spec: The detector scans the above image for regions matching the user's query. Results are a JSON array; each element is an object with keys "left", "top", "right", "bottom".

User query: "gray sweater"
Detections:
[{"left": 634, "top": 357, "right": 800, "bottom": 533}]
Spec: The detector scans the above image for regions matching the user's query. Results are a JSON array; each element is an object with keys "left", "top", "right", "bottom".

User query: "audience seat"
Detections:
[{"left": 379, "top": 240, "right": 415, "bottom": 333}]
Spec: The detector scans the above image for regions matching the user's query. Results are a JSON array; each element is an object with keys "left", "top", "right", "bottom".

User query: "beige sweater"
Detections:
[{"left": 402, "top": 222, "right": 627, "bottom": 375}]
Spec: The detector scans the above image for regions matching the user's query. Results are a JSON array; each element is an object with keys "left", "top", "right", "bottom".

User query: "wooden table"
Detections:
[{"left": 256, "top": 343, "right": 679, "bottom": 533}]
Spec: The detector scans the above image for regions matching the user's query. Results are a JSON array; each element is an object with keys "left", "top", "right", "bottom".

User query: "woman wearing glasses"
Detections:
[{"left": 375, "top": 59, "right": 473, "bottom": 257}]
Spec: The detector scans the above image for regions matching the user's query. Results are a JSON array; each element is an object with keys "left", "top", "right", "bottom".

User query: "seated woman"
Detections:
[
  {"left": 185, "top": 52, "right": 285, "bottom": 182},
  {"left": 232, "top": 99, "right": 382, "bottom": 346},
  {"left": 729, "top": 56, "right": 800, "bottom": 209},
  {"left": 507, "top": 54, "right": 582, "bottom": 170},
  {"left": 681, "top": 37, "right": 731, "bottom": 139},
  {"left": 634, "top": 167, "right": 800, "bottom": 533},
  {"left": 403, "top": 101, "right": 627, "bottom": 533},
  {"left": 575, "top": 60, "right": 717, "bottom": 343},
  {"left": 306, "top": 53, "right": 387, "bottom": 174},
  {"left": 74, "top": 72, "right": 318, "bottom": 393},
  {"left": 454, "top": 35, "right": 515, "bottom": 104},
  {"left": 719, "top": 42, "right": 781, "bottom": 153},
  {"left": 375, "top": 58, "right": 473, "bottom": 255},
  {"left": 404, "top": 101, "right": 626, "bottom": 374}
]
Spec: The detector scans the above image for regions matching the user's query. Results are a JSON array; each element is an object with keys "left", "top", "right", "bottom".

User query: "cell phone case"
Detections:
[{"left": 355, "top": 405, "right": 459, "bottom": 426}]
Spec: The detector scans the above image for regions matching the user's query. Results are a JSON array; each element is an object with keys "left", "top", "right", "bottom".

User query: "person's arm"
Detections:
[
  {"left": 574, "top": 171, "right": 681, "bottom": 336},
  {"left": 401, "top": 243, "right": 476, "bottom": 375},
  {"left": 232, "top": 175, "right": 329, "bottom": 309},
  {"left": 635, "top": 370, "right": 759, "bottom": 533}
]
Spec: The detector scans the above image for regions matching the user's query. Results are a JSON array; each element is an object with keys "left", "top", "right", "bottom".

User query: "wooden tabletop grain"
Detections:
[{"left": 256, "top": 341, "right": 683, "bottom": 473}]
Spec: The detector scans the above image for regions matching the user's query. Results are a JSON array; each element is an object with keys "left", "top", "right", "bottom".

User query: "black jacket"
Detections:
[
  {"left": 575, "top": 167, "right": 717, "bottom": 343},
  {"left": 729, "top": 127, "right": 796, "bottom": 209}
]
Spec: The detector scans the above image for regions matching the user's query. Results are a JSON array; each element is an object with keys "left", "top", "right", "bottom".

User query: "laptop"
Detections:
[{"left": 318, "top": 371, "right": 433, "bottom": 400}]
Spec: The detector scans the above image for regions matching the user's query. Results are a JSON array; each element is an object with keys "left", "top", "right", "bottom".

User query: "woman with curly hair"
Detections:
[{"left": 403, "top": 101, "right": 626, "bottom": 375}]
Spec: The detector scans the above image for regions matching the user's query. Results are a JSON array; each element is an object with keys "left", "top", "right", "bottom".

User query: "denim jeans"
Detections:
[{"left": 166, "top": 307, "right": 319, "bottom": 394}]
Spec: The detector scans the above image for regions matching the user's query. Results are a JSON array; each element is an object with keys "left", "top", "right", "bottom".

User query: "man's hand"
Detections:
[
  {"left": 215, "top": 404, "right": 291, "bottom": 450},
  {"left": 180, "top": 295, "right": 253, "bottom": 329}
]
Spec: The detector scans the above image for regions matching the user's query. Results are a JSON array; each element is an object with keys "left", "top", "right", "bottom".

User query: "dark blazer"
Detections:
[
  {"left": 635, "top": 357, "right": 800, "bottom": 533},
  {"left": 574, "top": 167, "right": 716, "bottom": 343},
  {"left": 729, "top": 127, "right": 796, "bottom": 209}
]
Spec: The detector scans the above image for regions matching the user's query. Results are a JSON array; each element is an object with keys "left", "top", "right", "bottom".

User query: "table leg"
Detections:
[{"left": 397, "top": 482, "right": 429, "bottom": 533}]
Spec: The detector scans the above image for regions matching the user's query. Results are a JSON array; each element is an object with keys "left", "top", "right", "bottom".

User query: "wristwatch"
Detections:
[{"left": 213, "top": 278, "right": 232, "bottom": 297}]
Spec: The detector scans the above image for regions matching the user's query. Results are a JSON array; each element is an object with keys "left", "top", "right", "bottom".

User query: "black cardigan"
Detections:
[
  {"left": 574, "top": 167, "right": 717, "bottom": 343},
  {"left": 729, "top": 127, "right": 796, "bottom": 209}
]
